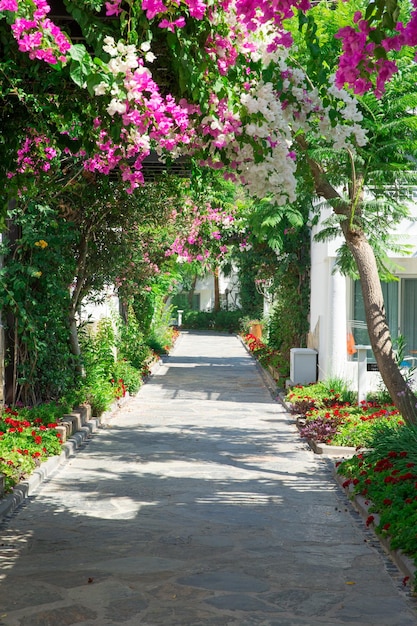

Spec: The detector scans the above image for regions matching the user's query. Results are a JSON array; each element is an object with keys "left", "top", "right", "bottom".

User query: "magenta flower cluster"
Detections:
[
  {"left": 166, "top": 203, "right": 235, "bottom": 264},
  {"left": 7, "top": 130, "right": 57, "bottom": 179},
  {"left": 335, "top": 7, "right": 417, "bottom": 97},
  {"left": 1, "top": 0, "right": 71, "bottom": 64}
]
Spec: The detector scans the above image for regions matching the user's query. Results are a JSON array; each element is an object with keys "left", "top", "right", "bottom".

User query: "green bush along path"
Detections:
[{"left": 0, "top": 332, "right": 415, "bottom": 625}]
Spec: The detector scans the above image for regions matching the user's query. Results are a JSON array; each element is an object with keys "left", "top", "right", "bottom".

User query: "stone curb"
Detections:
[
  {"left": 237, "top": 334, "right": 281, "bottom": 400},
  {"left": 237, "top": 340, "right": 362, "bottom": 458},
  {"left": 0, "top": 353, "right": 165, "bottom": 522},
  {"left": 334, "top": 470, "right": 417, "bottom": 587},
  {"left": 0, "top": 418, "right": 101, "bottom": 521}
]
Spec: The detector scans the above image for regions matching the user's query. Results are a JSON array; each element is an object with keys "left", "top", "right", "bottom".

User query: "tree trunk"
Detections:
[
  {"left": 187, "top": 274, "right": 198, "bottom": 309},
  {"left": 213, "top": 267, "right": 220, "bottom": 312},
  {"left": 68, "top": 234, "right": 89, "bottom": 376},
  {"left": 343, "top": 228, "right": 417, "bottom": 424},
  {"left": 300, "top": 142, "right": 417, "bottom": 424}
]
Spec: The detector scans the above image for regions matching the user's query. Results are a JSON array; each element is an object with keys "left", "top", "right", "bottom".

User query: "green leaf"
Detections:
[
  {"left": 69, "top": 44, "right": 89, "bottom": 62},
  {"left": 70, "top": 63, "right": 85, "bottom": 87}
]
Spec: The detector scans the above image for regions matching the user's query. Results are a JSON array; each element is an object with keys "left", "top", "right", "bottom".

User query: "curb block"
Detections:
[
  {"left": 238, "top": 334, "right": 280, "bottom": 400},
  {"left": 0, "top": 417, "right": 101, "bottom": 522}
]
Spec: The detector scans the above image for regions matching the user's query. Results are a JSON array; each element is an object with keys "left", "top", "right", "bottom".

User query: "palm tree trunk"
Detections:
[
  {"left": 301, "top": 141, "right": 417, "bottom": 424},
  {"left": 187, "top": 274, "right": 198, "bottom": 309},
  {"left": 344, "top": 228, "right": 417, "bottom": 424}
]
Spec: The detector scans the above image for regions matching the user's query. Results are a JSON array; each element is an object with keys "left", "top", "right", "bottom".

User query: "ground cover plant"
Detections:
[
  {"left": 337, "top": 425, "right": 417, "bottom": 587},
  {"left": 243, "top": 333, "right": 282, "bottom": 376},
  {"left": 286, "top": 380, "right": 404, "bottom": 448},
  {"left": 0, "top": 405, "right": 64, "bottom": 493}
]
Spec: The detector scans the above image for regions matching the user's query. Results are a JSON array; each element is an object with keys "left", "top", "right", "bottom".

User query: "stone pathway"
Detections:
[{"left": 0, "top": 331, "right": 416, "bottom": 625}]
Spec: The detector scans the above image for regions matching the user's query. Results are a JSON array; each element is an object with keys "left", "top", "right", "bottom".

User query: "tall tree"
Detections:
[{"left": 290, "top": 5, "right": 417, "bottom": 423}]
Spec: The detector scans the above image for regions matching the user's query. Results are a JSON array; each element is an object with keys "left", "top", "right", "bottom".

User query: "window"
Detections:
[
  {"left": 353, "top": 278, "right": 417, "bottom": 360},
  {"left": 402, "top": 279, "right": 417, "bottom": 354}
]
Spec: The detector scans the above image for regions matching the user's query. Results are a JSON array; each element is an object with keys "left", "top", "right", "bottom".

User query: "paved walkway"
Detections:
[{"left": 0, "top": 331, "right": 416, "bottom": 625}]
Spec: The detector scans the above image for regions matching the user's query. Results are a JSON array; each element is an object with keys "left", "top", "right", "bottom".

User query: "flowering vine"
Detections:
[
  {"left": 166, "top": 201, "right": 238, "bottom": 266},
  {"left": 0, "top": 0, "right": 412, "bottom": 201}
]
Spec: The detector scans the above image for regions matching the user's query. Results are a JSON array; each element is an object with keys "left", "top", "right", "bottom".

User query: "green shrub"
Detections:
[
  {"left": 112, "top": 360, "right": 142, "bottom": 395},
  {"left": 116, "top": 307, "right": 152, "bottom": 369},
  {"left": 287, "top": 379, "right": 356, "bottom": 407},
  {"left": 182, "top": 309, "right": 245, "bottom": 332},
  {"left": 82, "top": 380, "right": 115, "bottom": 417}
]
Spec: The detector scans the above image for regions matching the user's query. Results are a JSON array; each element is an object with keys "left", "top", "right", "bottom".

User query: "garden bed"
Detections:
[
  {"left": 285, "top": 380, "right": 417, "bottom": 589},
  {"left": 334, "top": 469, "right": 416, "bottom": 588},
  {"left": 0, "top": 351, "right": 165, "bottom": 503},
  {"left": 284, "top": 381, "right": 404, "bottom": 453}
]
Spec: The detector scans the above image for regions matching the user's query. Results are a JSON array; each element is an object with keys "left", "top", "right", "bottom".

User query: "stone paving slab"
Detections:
[{"left": 0, "top": 331, "right": 416, "bottom": 625}]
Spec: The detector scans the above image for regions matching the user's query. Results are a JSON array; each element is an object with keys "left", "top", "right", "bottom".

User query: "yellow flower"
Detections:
[
  {"left": 35, "top": 240, "right": 48, "bottom": 249},
  {"left": 33, "top": 271, "right": 42, "bottom": 278}
]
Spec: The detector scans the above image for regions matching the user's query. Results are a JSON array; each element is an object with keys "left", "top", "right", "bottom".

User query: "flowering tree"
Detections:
[
  {"left": 2, "top": 0, "right": 417, "bottom": 420},
  {"left": 165, "top": 169, "right": 248, "bottom": 310},
  {"left": 0, "top": 0, "right": 385, "bottom": 203}
]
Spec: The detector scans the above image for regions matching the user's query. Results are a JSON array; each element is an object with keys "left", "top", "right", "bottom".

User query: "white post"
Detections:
[
  {"left": 327, "top": 262, "right": 347, "bottom": 379},
  {"left": 177, "top": 309, "right": 183, "bottom": 327},
  {"left": 356, "top": 345, "right": 371, "bottom": 405}
]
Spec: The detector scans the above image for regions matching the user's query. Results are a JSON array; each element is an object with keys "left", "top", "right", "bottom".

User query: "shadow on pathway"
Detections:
[{"left": 0, "top": 331, "right": 416, "bottom": 626}]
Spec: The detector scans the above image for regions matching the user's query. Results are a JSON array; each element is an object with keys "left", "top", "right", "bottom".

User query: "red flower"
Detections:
[
  {"left": 366, "top": 515, "right": 375, "bottom": 527},
  {"left": 382, "top": 523, "right": 391, "bottom": 531},
  {"left": 383, "top": 498, "right": 392, "bottom": 506},
  {"left": 399, "top": 472, "right": 414, "bottom": 481}
]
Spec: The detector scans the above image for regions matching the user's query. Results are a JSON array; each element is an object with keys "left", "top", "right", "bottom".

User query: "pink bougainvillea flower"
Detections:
[
  {"left": 0, "top": 0, "right": 18, "bottom": 10},
  {"left": 158, "top": 17, "right": 186, "bottom": 31},
  {"left": 142, "top": 0, "right": 167, "bottom": 20}
]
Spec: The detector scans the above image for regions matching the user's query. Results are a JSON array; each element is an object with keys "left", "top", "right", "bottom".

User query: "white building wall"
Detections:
[
  {"left": 79, "top": 286, "right": 120, "bottom": 326},
  {"left": 309, "top": 203, "right": 417, "bottom": 395},
  {"left": 194, "top": 269, "right": 240, "bottom": 311}
]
